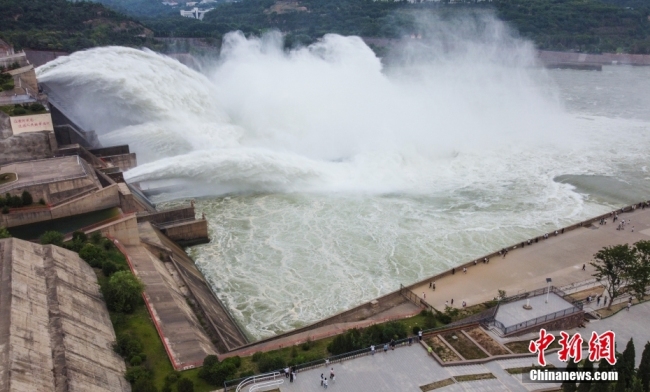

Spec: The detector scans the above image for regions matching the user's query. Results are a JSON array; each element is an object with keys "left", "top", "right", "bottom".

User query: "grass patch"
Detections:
[
  {"left": 455, "top": 373, "right": 496, "bottom": 382},
  {"left": 506, "top": 364, "right": 556, "bottom": 374},
  {"left": 441, "top": 331, "right": 488, "bottom": 360},
  {"left": 464, "top": 328, "right": 510, "bottom": 356},
  {"left": 505, "top": 339, "right": 561, "bottom": 354},
  {"left": 0, "top": 172, "right": 16, "bottom": 185},
  {"left": 0, "top": 104, "right": 48, "bottom": 116},
  {"left": 426, "top": 336, "right": 460, "bottom": 362},
  {"left": 420, "top": 378, "right": 455, "bottom": 391}
]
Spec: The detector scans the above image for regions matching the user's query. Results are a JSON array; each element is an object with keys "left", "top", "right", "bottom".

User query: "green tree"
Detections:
[
  {"left": 21, "top": 191, "right": 32, "bottom": 206},
  {"left": 590, "top": 357, "right": 614, "bottom": 392},
  {"left": 638, "top": 341, "right": 650, "bottom": 392},
  {"left": 104, "top": 271, "right": 144, "bottom": 313},
  {"left": 577, "top": 359, "right": 594, "bottom": 392},
  {"left": 591, "top": 244, "right": 637, "bottom": 309},
  {"left": 0, "top": 227, "right": 10, "bottom": 239},
  {"left": 79, "top": 243, "right": 106, "bottom": 268},
  {"left": 177, "top": 378, "right": 194, "bottom": 392},
  {"left": 629, "top": 241, "right": 650, "bottom": 300},
  {"left": 563, "top": 358, "right": 578, "bottom": 392},
  {"left": 615, "top": 338, "right": 636, "bottom": 392},
  {"left": 40, "top": 231, "right": 64, "bottom": 246},
  {"left": 632, "top": 377, "right": 644, "bottom": 392}
]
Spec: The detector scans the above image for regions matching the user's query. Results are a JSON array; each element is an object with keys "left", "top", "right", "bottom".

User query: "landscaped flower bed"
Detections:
[{"left": 441, "top": 331, "right": 488, "bottom": 360}]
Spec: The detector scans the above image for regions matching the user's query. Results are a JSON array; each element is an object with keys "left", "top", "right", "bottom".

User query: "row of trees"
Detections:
[
  {"left": 0, "top": 191, "right": 34, "bottom": 211},
  {"left": 591, "top": 240, "right": 650, "bottom": 309},
  {"left": 562, "top": 338, "right": 650, "bottom": 392}
]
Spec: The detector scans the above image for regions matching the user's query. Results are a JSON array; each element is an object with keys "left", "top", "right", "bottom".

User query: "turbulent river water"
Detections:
[{"left": 37, "top": 22, "right": 650, "bottom": 339}]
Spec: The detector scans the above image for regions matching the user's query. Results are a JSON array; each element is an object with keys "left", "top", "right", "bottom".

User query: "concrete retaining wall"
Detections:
[
  {"left": 137, "top": 206, "right": 196, "bottom": 225},
  {"left": 100, "top": 153, "right": 137, "bottom": 171},
  {"left": 0, "top": 184, "right": 120, "bottom": 227},
  {"left": 162, "top": 220, "right": 209, "bottom": 245},
  {"left": 89, "top": 145, "right": 130, "bottom": 157},
  {"left": 0, "top": 131, "right": 56, "bottom": 165}
]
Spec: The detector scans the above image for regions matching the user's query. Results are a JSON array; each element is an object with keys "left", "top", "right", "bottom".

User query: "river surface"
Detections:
[{"left": 36, "top": 32, "right": 650, "bottom": 339}]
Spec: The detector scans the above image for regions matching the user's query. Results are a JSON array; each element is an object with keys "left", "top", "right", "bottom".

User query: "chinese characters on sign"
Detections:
[
  {"left": 529, "top": 329, "right": 616, "bottom": 366},
  {"left": 10, "top": 113, "right": 54, "bottom": 134}
]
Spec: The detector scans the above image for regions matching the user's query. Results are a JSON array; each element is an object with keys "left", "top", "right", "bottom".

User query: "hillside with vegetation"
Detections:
[
  {"left": 1, "top": 0, "right": 649, "bottom": 54},
  {"left": 0, "top": 0, "right": 163, "bottom": 52},
  {"left": 143, "top": 0, "right": 650, "bottom": 53}
]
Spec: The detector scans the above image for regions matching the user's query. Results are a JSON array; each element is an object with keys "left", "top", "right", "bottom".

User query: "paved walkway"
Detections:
[
  {"left": 413, "top": 208, "right": 650, "bottom": 311},
  {"left": 246, "top": 301, "right": 650, "bottom": 392}
]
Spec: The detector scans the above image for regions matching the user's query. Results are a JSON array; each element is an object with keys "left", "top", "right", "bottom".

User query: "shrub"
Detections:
[
  {"left": 38, "top": 198, "right": 45, "bottom": 205},
  {"left": 199, "top": 361, "right": 237, "bottom": 386},
  {"left": 132, "top": 378, "right": 157, "bottom": 392},
  {"left": 412, "top": 325, "right": 422, "bottom": 335},
  {"left": 7, "top": 195, "right": 22, "bottom": 208},
  {"left": 223, "top": 355, "right": 241, "bottom": 368},
  {"left": 203, "top": 355, "right": 219, "bottom": 368},
  {"left": 251, "top": 351, "right": 265, "bottom": 362},
  {"left": 164, "top": 372, "right": 180, "bottom": 384},
  {"left": 257, "top": 355, "right": 286, "bottom": 373},
  {"left": 12, "top": 107, "right": 26, "bottom": 115},
  {"left": 91, "top": 231, "right": 103, "bottom": 244},
  {"left": 21, "top": 191, "right": 32, "bottom": 206},
  {"left": 40, "top": 231, "right": 64, "bottom": 246},
  {"left": 2, "top": 206, "right": 8, "bottom": 214},
  {"left": 125, "top": 366, "right": 150, "bottom": 384},
  {"left": 79, "top": 243, "right": 105, "bottom": 268},
  {"left": 302, "top": 338, "right": 314, "bottom": 351},
  {"left": 0, "top": 196, "right": 5, "bottom": 207},
  {"left": 177, "top": 378, "right": 194, "bottom": 392},
  {"left": 0, "top": 227, "right": 11, "bottom": 239},
  {"left": 102, "top": 261, "right": 118, "bottom": 277},
  {"left": 114, "top": 334, "right": 144, "bottom": 359},
  {"left": 130, "top": 355, "right": 142, "bottom": 366},
  {"left": 104, "top": 271, "right": 144, "bottom": 313},
  {"left": 29, "top": 103, "right": 45, "bottom": 112},
  {"left": 72, "top": 231, "right": 87, "bottom": 243}
]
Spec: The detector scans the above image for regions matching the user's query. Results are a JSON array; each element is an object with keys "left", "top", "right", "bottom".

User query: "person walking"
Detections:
[
  {"left": 320, "top": 374, "right": 324, "bottom": 386},
  {"left": 627, "top": 302, "right": 632, "bottom": 311},
  {"left": 408, "top": 336, "right": 413, "bottom": 346},
  {"left": 463, "top": 267, "right": 467, "bottom": 274},
  {"left": 383, "top": 343, "right": 388, "bottom": 353},
  {"left": 597, "top": 296, "right": 601, "bottom": 306},
  {"left": 451, "top": 298, "right": 454, "bottom": 305},
  {"left": 418, "top": 330, "right": 423, "bottom": 342},
  {"left": 432, "top": 282, "right": 436, "bottom": 291},
  {"left": 285, "top": 367, "right": 290, "bottom": 378},
  {"left": 371, "top": 345, "right": 375, "bottom": 355},
  {"left": 330, "top": 367, "right": 335, "bottom": 380},
  {"left": 423, "top": 292, "right": 426, "bottom": 300},
  {"left": 323, "top": 377, "right": 328, "bottom": 389},
  {"left": 582, "top": 264, "right": 586, "bottom": 271},
  {"left": 604, "top": 297, "right": 608, "bottom": 306},
  {"left": 289, "top": 371, "right": 294, "bottom": 383}
]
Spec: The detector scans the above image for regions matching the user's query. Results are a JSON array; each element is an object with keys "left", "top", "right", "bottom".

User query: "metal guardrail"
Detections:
[{"left": 236, "top": 372, "right": 283, "bottom": 392}]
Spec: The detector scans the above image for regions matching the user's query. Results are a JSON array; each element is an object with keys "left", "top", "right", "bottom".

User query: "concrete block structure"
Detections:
[{"left": 0, "top": 238, "right": 130, "bottom": 392}]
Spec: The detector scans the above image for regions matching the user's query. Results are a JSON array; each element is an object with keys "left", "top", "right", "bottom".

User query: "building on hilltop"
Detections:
[
  {"left": 0, "top": 238, "right": 131, "bottom": 392},
  {"left": 180, "top": 7, "right": 214, "bottom": 20}
]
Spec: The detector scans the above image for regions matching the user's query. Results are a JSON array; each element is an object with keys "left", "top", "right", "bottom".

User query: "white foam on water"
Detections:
[{"left": 36, "top": 18, "right": 650, "bottom": 338}]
